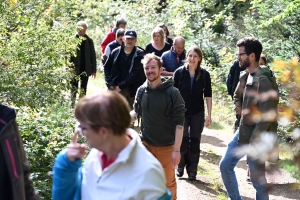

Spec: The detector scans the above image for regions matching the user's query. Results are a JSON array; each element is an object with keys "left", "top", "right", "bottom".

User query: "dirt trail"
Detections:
[{"left": 177, "top": 127, "right": 300, "bottom": 200}]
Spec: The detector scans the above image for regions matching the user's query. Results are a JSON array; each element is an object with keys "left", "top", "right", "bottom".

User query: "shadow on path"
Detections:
[
  {"left": 178, "top": 178, "right": 253, "bottom": 200},
  {"left": 201, "top": 134, "right": 227, "bottom": 148},
  {"left": 268, "top": 183, "right": 300, "bottom": 199}
]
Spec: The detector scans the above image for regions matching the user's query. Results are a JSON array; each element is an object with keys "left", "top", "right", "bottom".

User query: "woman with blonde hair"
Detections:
[
  {"left": 173, "top": 45, "right": 212, "bottom": 181},
  {"left": 145, "top": 27, "right": 171, "bottom": 57},
  {"left": 158, "top": 23, "right": 173, "bottom": 46}
]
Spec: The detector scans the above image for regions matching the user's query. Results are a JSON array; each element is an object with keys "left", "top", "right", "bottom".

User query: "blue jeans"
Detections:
[{"left": 219, "top": 130, "right": 269, "bottom": 200}]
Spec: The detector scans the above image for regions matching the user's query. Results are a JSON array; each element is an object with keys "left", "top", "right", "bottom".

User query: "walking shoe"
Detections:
[
  {"left": 176, "top": 167, "right": 184, "bottom": 177},
  {"left": 188, "top": 172, "right": 197, "bottom": 181}
]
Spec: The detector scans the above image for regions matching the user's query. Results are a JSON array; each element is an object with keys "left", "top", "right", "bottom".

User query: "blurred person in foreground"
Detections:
[
  {"left": 52, "top": 91, "right": 171, "bottom": 200},
  {"left": 0, "top": 103, "right": 39, "bottom": 200},
  {"left": 219, "top": 37, "right": 278, "bottom": 200}
]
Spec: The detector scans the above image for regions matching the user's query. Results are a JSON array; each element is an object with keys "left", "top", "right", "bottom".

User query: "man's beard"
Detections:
[
  {"left": 240, "top": 57, "right": 250, "bottom": 68},
  {"left": 147, "top": 73, "right": 160, "bottom": 82}
]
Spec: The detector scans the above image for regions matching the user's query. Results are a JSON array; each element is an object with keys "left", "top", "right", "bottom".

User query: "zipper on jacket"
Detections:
[{"left": 5, "top": 139, "right": 19, "bottom": 178}]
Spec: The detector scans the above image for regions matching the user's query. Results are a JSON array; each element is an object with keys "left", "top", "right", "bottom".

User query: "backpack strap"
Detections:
[
  {"left": 136, "top": 86, "right": 146, "bottom": 127},
  {"left": 164, "top": 85, "right": 175, "bottom": 132},
  {"left": 177, "top": 67, "right": 185, "bottom": 87}
]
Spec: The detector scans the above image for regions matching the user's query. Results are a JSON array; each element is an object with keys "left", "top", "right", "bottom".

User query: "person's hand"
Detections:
[
  {"left": 205, "top": 115, "right": 212, "bottom": 127},
  {"left": 91, "top": 73, "right": 96, "bottom": 79},
  {"left": 114, "top": 86, "right": 121, "bottom": 92},
  {"left": 171, "top": 151, "right": 181, "bottom": 167},
  {"left": 235, "top": 107, "right": 242, "bottom": 115},
  {"left": 109, "top": 86, "right": 116, "bottom": 90},
  {"left": 67, "top": 131, "right": 86, "bottom": 162}
]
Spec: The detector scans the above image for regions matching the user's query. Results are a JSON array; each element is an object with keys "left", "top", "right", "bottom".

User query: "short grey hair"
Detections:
[{"left": 77, "top": 21, "right": 88, "bottom": 28}]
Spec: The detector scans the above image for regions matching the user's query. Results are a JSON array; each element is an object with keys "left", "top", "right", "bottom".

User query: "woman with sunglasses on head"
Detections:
[{"left": 52, "top": 91, "right": 171, "bottom": 200}]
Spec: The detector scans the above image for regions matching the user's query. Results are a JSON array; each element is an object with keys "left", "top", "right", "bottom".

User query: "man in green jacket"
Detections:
[
  {"left": 131, "top": 53, "right": 185, "bottom": 200},
  {"left": 0, "top": 103, "right": 39, "bottom": 200},
  {"left": 219, "top": 37, "right": 278, "bottom": 200},
  {"left": 70, "top": 21, "right": 97, "bottom": 106}
]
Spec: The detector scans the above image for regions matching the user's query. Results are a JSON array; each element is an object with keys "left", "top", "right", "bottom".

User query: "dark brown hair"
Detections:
[
  {"left": 75, "top": 91, "right": 131, "bottom": 135},
  {"left": 236, "top": 37, "right": 262, "bottom": 62},
  {"left": 186, "top": 45, "right": 203, "bottom": 81}
]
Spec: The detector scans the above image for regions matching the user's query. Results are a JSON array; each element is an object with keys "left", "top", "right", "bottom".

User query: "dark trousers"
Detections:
[
  {"left": 70, "top": 73, "right": 89, "bottom": 105},
  {"left": 178, "top": 111, "right": 205, "bottom": 174}
]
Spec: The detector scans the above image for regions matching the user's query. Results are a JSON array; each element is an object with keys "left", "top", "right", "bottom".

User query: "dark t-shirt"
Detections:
[
  {"left": 145, "top": 43, "right": 171, "bottom": 57},
  {"left": 0, "top": 145, "right": 13, "bottom": 200},
  {"left": 116, "top": 49, "right": 134, "bottom": 84}
]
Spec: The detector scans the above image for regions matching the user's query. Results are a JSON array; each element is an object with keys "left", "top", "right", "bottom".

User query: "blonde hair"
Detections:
[{"left": 151, "top": 27, "right": 165, "bottom": 44}]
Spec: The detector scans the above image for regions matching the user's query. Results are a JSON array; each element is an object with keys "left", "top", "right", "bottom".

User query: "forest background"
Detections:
[{"left": 1, "top": 0, "right": 299, "bottom": 199}]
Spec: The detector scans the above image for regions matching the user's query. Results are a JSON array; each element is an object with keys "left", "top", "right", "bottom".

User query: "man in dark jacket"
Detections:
[
  {"left": 0, "top": 103, "right": 39, "bottom": 200},
  {"left": 70, "top": 21, "right": 97, "bottom": 106},
  {"left": 226, "top": 60, "right": 246, "bottom": 99},
  {"left": 103, "top": 30, "right": 145, "bottom": 109},
  {"left": 219, "top": 37, "right": 278, "bottom": 200},
  {"left": 161, "top": 36, "right": 186, "bottom": 76}
]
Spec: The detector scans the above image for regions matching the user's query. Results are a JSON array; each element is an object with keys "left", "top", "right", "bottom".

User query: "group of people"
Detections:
[{"left": 0, "top": 18, "right": 278, "bottom": 200}]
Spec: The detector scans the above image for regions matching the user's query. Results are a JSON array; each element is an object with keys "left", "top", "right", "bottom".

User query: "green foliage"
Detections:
[
  {"left": 0, "top": 0, "right": 77, "bottom": 109},
  {"left": 1, "top": 0, "right": 300, "bottom": 197},
  {"left": 17, "top": 104, "right": 76, "bottom": 199}
]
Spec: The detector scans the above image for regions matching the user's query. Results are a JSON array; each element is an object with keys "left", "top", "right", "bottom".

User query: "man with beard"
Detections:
[
  {"left": 131, "top": 53, "right": 185, "bottom": 200},
  {"left": 103, "top": 30, "right": 145, "bottom": 109},
  {"left": 219, "top": 37, "right": 278, "bottom": 200}
]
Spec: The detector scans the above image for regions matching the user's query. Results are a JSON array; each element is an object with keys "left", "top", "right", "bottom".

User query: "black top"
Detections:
[
  {"left": 79, "top": 37, "right": 87, "bottom": 73},
  {"left": 167, "top": 37, "right": 173, "bottom": 46},
  {"left": 117, "top": 49, "right": 134, "bottom": 83},
  {"left": 226, "top": 60, "right": 246, "bottom": 99},
  {"left": 173, "top": 66, "right": 212, "bottom": 117},
  {"left": 145, "top": 42, "right": 171, "bottom": 57}
]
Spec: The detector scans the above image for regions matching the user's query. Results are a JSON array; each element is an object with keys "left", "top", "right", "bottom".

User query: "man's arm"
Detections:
[
  {"left": 89, "top": 39, "right": 97, "bottom": 78},
  {"left": 251, "top": 77, "right": 275, "bottom": 140},
  {"left": 103, "top": 51, "right": 116, "bottom": 88},
  {"left": 172, "top": 125, "right": 183, "bottom": 167},
  {"left": 171, "top": 88, "right": 186, "bottom": 167}
]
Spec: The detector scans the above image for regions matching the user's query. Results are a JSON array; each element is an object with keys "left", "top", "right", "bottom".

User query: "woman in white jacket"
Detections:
[{"left": 52, "top": 91, "right": 171, "bottom": 200}]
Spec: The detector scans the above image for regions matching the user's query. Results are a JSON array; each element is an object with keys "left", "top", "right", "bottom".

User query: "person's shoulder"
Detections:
[
  {"left": 161, "top": 50, "right": 172, "bottom": 58},
  {"left": 164, "top": 42, "right": 171, "bottom": 49},
  {"left": 111, "top": 46, "right": 122, "bottom": 54}
]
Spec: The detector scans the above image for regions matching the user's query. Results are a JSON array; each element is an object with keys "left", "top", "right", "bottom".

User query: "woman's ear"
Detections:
[{"left": 99, "top": 126, "right": 109, "bottom": 139}]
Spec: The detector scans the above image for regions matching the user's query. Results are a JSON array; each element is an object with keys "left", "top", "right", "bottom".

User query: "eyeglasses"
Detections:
[{"left": 236, "top": 52, "right": 248, "bottom": 58}]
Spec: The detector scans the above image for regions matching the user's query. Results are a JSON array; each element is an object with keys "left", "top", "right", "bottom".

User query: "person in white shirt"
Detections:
[{"left": 52, "top": 91, "right": 171, "bottom": 200}]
